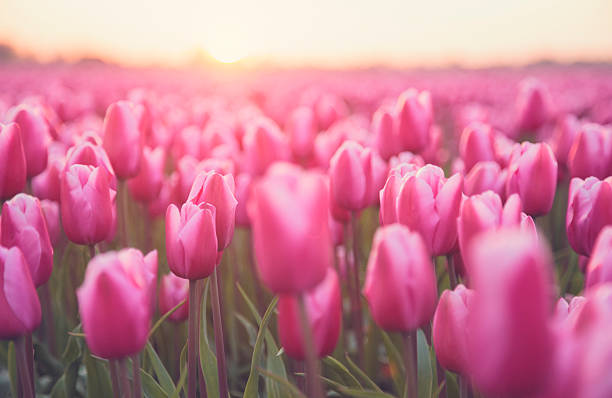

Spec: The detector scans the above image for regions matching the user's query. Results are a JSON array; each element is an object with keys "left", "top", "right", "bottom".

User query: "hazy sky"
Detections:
[{"left": 1, "top": 0, "right": 611, "bottom": 67}]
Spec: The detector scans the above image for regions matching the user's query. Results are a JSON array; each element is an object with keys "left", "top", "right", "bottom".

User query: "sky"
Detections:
[{"left": 1, "top": 0, "right": 611, "bottom": 68}]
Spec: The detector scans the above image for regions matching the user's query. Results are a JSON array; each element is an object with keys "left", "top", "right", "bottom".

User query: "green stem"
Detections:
[
  {"left": 211, "top": 266, "right": 229, "bottom": 398},
  {"left": 297, "top": 294, "right": 324, "bottom": 398},
  {"left": 402, "top": 331, "right": 417, "bottom": 398},
  {"left": 131, "top": 353, "right": 142, "bottom": 398},
  {"left": 350, "top": 212, "right": 364, "bottom": 366},
  {"left": 15, "top": 336, "right": 34, "bottom": 398},
  {"left": 446, "top": 255, "right": 457, "bottom": 289},
  {"left": 188, "top": 280, "right": 199, "bottom": 398},
  {"left": 109, "top": 359, "right": 121, "bottom": 398},
  {"left": 118, "top": 358, "right": 132, "bottom": 398}
]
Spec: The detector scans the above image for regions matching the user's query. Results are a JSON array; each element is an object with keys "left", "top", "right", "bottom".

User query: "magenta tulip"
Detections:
[
  {"left": 102, "top": 101, "right": 143, "bottom": 179},
  {"left": 515, "top": 78, "right": 553, "bottom": 133},
  {"left": 379, "top": 162, "right": 419, "bottom": 225},
  {"left": 585, "top": 226, "right": 612, "bottom": 290},
  {"left": 459, "top": 122, "right": 497, "bottom": 171},
  {"left": 127, "top": 146, "right": 165, "bottom": 203},
  {"left": 372, "top": 106, "right": 400, "bottom": 160},
  {"left": 7, "top": 105, "right": 49, "bottom": 178},
  {"left": 287, "top": 106, "right": 317, "bottom": 161},
  {"left": 234, "top": 173, "right": 252, "bottom": 228},
  {"left": 394, "top": 89, "right": 432, "bottom": 153},
  {"left": 567, "top": 123, "right": 612, "bottom": 180},
  {"left": 329, "top": 141, "right": 366, "bottom": 211},
  {"left": 242, "top": 117, "right": 290, "bottom": 176},
  {"left": 31, "top": 142, "right": 66, "bottom": 202},
  {"left": 552, "top": 114, "right": 580, "bottom": 168},
  {"left": 0, "top": 123, "right": 26, "bottom": 199},
  {"left": 40, "top": 200, "right": 61, "bottom": 246},
  {"left": 463, "top": 161, "right": 506, "bottom": 198},
  {"left": 159, "top": 273, "right": 189, "bottom": 322}
]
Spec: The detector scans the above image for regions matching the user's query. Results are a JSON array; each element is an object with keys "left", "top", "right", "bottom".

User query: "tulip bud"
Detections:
[
  {"left": 64, "top": 137, "right": 117, "bottom": 188},
  {"left": 248, "top": 163, "right": 331, "bottom": 294},
  {"left": 515, "top": 78, "right": 553, "bottom": 133},
  {"left": 552, "top": 114, "right": 580, "bottom": 167},
  {"left": 467, "top": 228, "right": 554, "bottom": 396},
  {"left": 234, "top": 173, "right": 252, "bottom": 228},
  {"left": 396, "top": 165, "right": 463, "bottom": 256},
  {"left": 363, "top": 224, "right": 437, "bottom": 331},
  {"left": 372, "top": 106, "right": 401, "bottom": 160},
  {"left": 459, "top": 122, "right": 497, "bottom": 172},
  {"left": 585, "top": 226, "right": 612, "bottom": 290},
  {"left": 187, "top": 171, "right": 237, "bottom": 250},
  {"left": 60, "top": 164, "right": 115, "bottom": 245},
  {"left": 165, "top": 202, "right": 218, "bottom": 280},
  {"left": 394, "top": 89, "right": 432, "bottom": 153},
  {"left": 566, "top": 177, "right": 612, "bottom": 256},
  {"left": 77, "top": 248, "right": 156, "bottom": 359},
  {"left": 0, "top": 246, "right": 42, "bottom": 339},
  {"left": 433, "top": 284, "right": 474, "bottom": 375},
  {"left": 287, "top": 106, "right": 317, "bottom": 161},
  {"left": 159, "top": 273, "right": 189, "bottom": 322},
  {"left": 277, "top": 268, "right": 342, "bottom": 360},
  {"left": 242, "top": 117, "right": 290, "bottom": 176},
  {"left": 329, "top": 141, "right": 366, "bottom": 211},
  {"left": 102, "top": 101, "right": 143, "bottom": 179},
  {"left": 506, "top": 142, "right": 558, "bottom": 216},
  {"left": 463, "top": 161, "right": 506, "bottom": 198},
  {"left": 1, "top": 194, "right": 54, "bottom": 287},
  {"left": 0, "top": 123, "right": 26, "bottom": 199},
  {"left": 40, "top": 200, "right": 61, "bottom": 246},
  {"left": 567, "top": 123, "right": 612, "bottom": 180},
  {"left": 127, "top": 146, "right": 165, "bottom": 203},
  {"left": 31, "top": 142, "right": 66, "bottom": 202},
  {"left": 379, "top": 163, "right": 419, "bottom": 225},
  {"left": 7, "top": 105, "right": 49, "bottom": 178}
]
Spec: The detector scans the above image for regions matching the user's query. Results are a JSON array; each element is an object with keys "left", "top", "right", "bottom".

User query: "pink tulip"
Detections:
[
  {"left": 394, "top": 89, "right": 432, "bottom": 153},
  {"left": 315, "top": 93, "right": 348, "bottom": 130},
  {"left": 64, "top": 136, "right": 117, "bottom": 188},
  {"left": 1, "top": 194, "right": 54, "bottom": 287},
  {"left": 552, "top": 114, "right": 580, "bottom": 167},
  {"left": 389, "top": 151, "right": 425, "bottom": 169},
  {"left": 0, "top": 245, "right": 41, "bottom": 339},
  {"left": 567, "top": 123, "right": 612, "bottom": 179},
  {"left": 7, "top": 105, "right": 49, "bottom": 178},
  {"left": 127, "top": 146, "right": 165, "bottom": 203},
  {"left": 515, "top": 78, "right": 553, "bottom": 133},
  {"left": 165, "top": 202, "right": 218, "bottom": 280},
  {"left": 433, "top": 284, "right": 474, "bottom": 375},
  {"left": 242, "top": 117, "right": 290, "bottom": 176},
  {"left": 379, "top": 163, "right": 419, "bottom": 225},
  {"left": 187, "top": 171, "right": 237, "bottom": 251},
  {"left": 363, "top": 224, "right": 437, "bottom": 331},
  {"left": 148, "top": 173, "right": 180, "bottom": 219},
  {"left": 396, "top": 165, "right": 463, "bottom": 256},
  {"left": 287, "top": 106, "right": 317, "bottom": 161},
  {"left": 60, "top": 164, "right": 115, "bottom": 245},
  {"left": 506, "top": 142, "right": 557, "bottom": 216},
  {"left": 102, "top": 101, "right": 143, "bottom": 179},
  {"left": 31, "top": 142, "right": 66, "bottom": 202},
  {"left": 585, "top": 226, "right": 612, "bottom": 290},
  {"left": 159, "top": 273, "right": 189, "bottom": 322},
  {"left": 372, "top": 106, "right": 401, "bottom": 160},
  {"left": 566, "top": 177, "right": 612, "bottom": 256},
  {"left": 0, "top": 123, "right": 26, "bottom": 199},
  {"left": 77, "top": 248, "right": 156, "bottom": 359},
  {"left": 277, "top": 268, "right": 342, "bottom": 360},
  {"left": 467, "top": 228, "right": 554, "bottom": 396},
  {"left": 234, "top": 173, "right": 252, "bottom": 228},
  {"left": 40, "top": 200, "right": 61, "bottom": 246},
  {"left": 463, "top": 161, "right": 506, "bottom": 198},
  {"left": 248, "top": 163, "right": 331, "bottom": 294},
  {"left": 459, "top": 122, "right": 497, "bottom": 171}
]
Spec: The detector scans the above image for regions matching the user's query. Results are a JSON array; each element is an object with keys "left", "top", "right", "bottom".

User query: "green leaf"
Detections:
[
  {"left": 345, "top": 353, "right": 384, "bottom": 393},
  {"left": 83, "top": 354, "right": 113, "bottom": 398},
  {"left": 141, "top": 369, "right": 168, "bottom": 398},
  {"left": 145, "top": 342, "right": 175, "bottom": 394},
  {"left": 50, "top": 376, "right": 67, "bottom": 398},
  {"left": 200, "top": 279, "right": 219, "bottom": 398},
  {"left": 7, "top": 341, "right": 18, "bottom": 398},
  {"left": 336, "top": 388, "right": 396, "bottom": 398},
  {"left": 243, "top": 296, "right": 279, "bottom": 398},
  {"left": 381, "top": 330, "right": 405, "bottom": 395},
  {"left": 417, "top": 330, "right": 433, "bottom": 398},
  {"left": 257, "top": 367, "right": 307, "bottom": 398},
  {"left": 235, "top": 313, "right": 258, "bottom": 346},
  {"left": 148, "top": 299, "right": 187, "bottom": 339},
  {"left": 170, "top": 343, "right": 188, "bottom": 398},
  {"left": 322, "top": 356, "right": 362, "bottom": 388},
  {"left": 62, "top": 324, "right": 84, "bottom": 398}
]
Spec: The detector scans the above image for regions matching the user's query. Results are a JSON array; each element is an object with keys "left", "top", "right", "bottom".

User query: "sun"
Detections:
[{"left": 207, "top": 45, "right": 246, "bottom": 64}]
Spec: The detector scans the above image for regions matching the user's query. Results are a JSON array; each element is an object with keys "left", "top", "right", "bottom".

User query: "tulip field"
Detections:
[{"left": 1, "top": 63, "right": 612, "bottom": 398}]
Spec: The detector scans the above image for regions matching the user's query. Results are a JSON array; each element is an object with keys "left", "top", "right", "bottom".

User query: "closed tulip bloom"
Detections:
[
  {"left": 396, "top": 165, "right": 463, "bottom": 256},
  {"left": 166, "top": 202, "right": 218, "bottom": 280},
  {"left": 127, "top": 146, "right": 165, "bottom": 203},
  {"left": 102, "top": 101, "right": 143, "bottom": 179},
  {"left": 373, "top": 106, "right": 401, "bottom": 160},
  {"left": 242, "top": 117, "right": 290, "bottom": 176},
  {"left": 0, "top": 123, "right": 26, "bottom": 199},
  {"left": 0, "top": 246, "right": 41, "bottom": 339},
  {"left": 433, "top": 284, "right": 474, "bottom": 375},
  {"left": 31, "top": 142, "right": 66, "bottom": 202},
  {"left": 467, "top": 228, "right": 554, "bottom": 396},
  {"left": 463, "top": 161, "right": 506, "bottom": 198},
  {"left": 7, "top": 105, "right": 49, "bottom": 178},
  {"left": 506, "top": 142, "right": 558, "bottom": 216},
  {"left": 566, "top": 177, "right": 612, "bottom": 256},
  {"left": 77, "top": 248, "right": 156, "bottom": 359},
  {"left": 363, "top": 224, "right": 437, "bottom": 331},
  {"left": 329, "top": 141, "right": 366, "bottom": 211},
  {"left": 1, "top": 194, "right": 54, "bottom": 287},
  {"left": 459, "top": 122, "right": 497, "bottom": 171},
  {"left": 287, "top": 106, "right": 317, "bottom": 161},
  {"left": 248, "top": 163, "right": 331, "bottom": 293},
  {"left": 515, "top": 78, "right": 553, "bottom": 133},
  {"left": 567, "top": 123, "right": 612, "bottom": 179},
  {"left": 64, "top": 137, "right": 117, "bottom": 188},
  {"left": 60, "top": 164, "right": 114, "bottom": 245},
  {"left": 362, "top": 147, "right": 389, "bottom": 208},
  {"left": 277, "top": 268, "right": 342, "bottom": 360},
  {"left": 187, "top": 171, "right": 237, "bottom": 250},
  {"left": 40, "top": 200, "right": 61, "bottom": 246},
  {"left": 159, "top": 273, "right": 189, "bottom": 322},
  {"left": 552, "top": 114, "right": 581, "bottom": 167},
  {"left": 379, "top": 163, "right": 419, "bottom": 225},
  {"left": 585, "top": 226, "right": 612, "bottom": 290},
  {"left": 234, "top": 173, "right": 252, "bottom": 228},
  {"left": 394, "top": 89, "right": 432, "bottom": 153}
]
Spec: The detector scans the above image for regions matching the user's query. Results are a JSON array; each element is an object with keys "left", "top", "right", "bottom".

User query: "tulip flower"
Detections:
[
  {"left": 567, "top": 123, "right": 612, "bottom": 180},
  {"left": 77, "top": 248, "right": 157, "bottom": 359},
  {"left": 0, "top": 123, "right": 26, "bottom": 199},
  {"left": 242, "top": 117, "right": 290, "bottom": 176},
  {"left": 234, "top": 173, "right": 252, "bottom": 228},
  {"left": 379, "top": 162, "right": 419, "bottom": 225},
  {"left": 514, "top": 78, "right": 553, "bottom": 133},
  {"left": 165, "top": 201, "right": 218, "bottom": 280},
  {"left": 566, "top": 176, "right": 612, "bottom": 256},
  {"left": 159, "top": 273, "right": 189, "bottom": 322},
  {"left": 433, "top": 284, "right": 474, "bottom": 375},
  {"left": 396, "top": 165, "right": 463, "bottom": 256},
  {"left": 585, "top": 226, "right": 612, "bottom": 290},
  {"left": 31, "top": 142, "right": 66, "bottom": 202},
  {"left": 372, "top": 106, "right": 401, "bottom": 160},
  {"left": 394, "top": 89, "right": 432, "bottom": 153},
  {"left": 60, "top": 164, "right": 115, "bottom": 245},
  {"left": 463, "top": 161, "right": 506, "bottom": 198},
  {"left": 102, "top": 101, "right": 143, "bottom": 179},
  {"left": 389, "top": 151, "right": 425, "bottom": 169},
  {"left": 506, "top": 142, "right": 558, "bottom": 216},
  {"left": 363, "top": 224, "right": 437, "bottom": 331},
  {"left": 127, "top": 146, "right": 165, "bottom": 203},
  {"left": 459, "top": 122, "right": 497, "bottom": 171},
  {"left": 7, "top": 105, "right": 49, "bottom": 178},
  {"left": 248, "top": 163, "right": 331, "bottom": 294},
  {"left": 467, "top": 228, "right": 554, "bottom": 396},
  {"left": 1, "top": 194, "right": 54, "bottom": 287},
  {"left": 287, "top": 106, "right": 317, "bottom": 161},
  {"left": 551, "top": 114, "right": 580, "bottom": 168},
  {"left": 187, "top": 170, "right": 237, "bottom": 251},
  {"left": 277, "top": 268, "right": 342, "bottom": 360},
  {"left": 40, "top": 200, "right": 61, "bottom": 246},
  {"left": 0, "top": 245, "right": 41, "bottom": 339}
]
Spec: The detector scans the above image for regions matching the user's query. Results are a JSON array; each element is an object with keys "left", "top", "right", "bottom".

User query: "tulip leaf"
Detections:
[
  {"left": 200, "top": 279, "right": 219, "bottom": 398},
  {"left": 322, "top": 356, "right": 362, "bottom": 388},
  {"left": 83, "top": 353, "right": 113, "bottom": 398},
  {"left": 243, "top": 296, "right": 279, "bottom": 398},
  {"left": 62, "top": 325, "right": 84, "bottom": 398},
  {"left": 257, "top": 367, "right": 307, "bottom": 398},
  {"left": 7, "top": 341, "right": 18, "bottom": 398},
  {"left": 235, "top": 313, "right": 258, "bottom": 346},
  {"left": 380, "top": 330, "right": 406, "bottom": 395},
  {"left": 320, "top": 375, "right": 395, "bottom": 398},
  {"left": 140, "top": 369, "right": 168, "bottom": 398},
  {"left": 345, "top": 353, "right": 384, "bottom": 393},
  {"left": 417, "top": 330, "right": 433, "bottom": 398},
  {"left": 170, "top": 346, "right": 187, "bottom": 398},
  {"left": 145, "top": 342, "right": 175, "bottom": 394},
  {"left": 148, "top": 299, "right": 187, "bottom": 339},
  {"left": 50, "top": 375, "right": 67, "bottom": 398}
]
